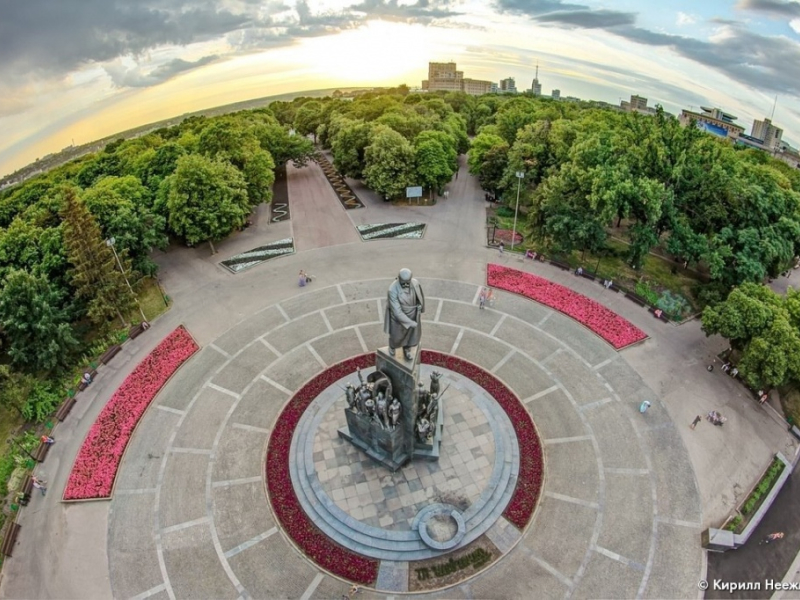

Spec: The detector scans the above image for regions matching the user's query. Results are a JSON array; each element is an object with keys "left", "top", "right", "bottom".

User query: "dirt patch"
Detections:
[{"left": 407, "top": 536, "right": 500, "bottom": 592}]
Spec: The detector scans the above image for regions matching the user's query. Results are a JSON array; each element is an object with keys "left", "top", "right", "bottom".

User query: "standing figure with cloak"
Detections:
[{"left": 384, "top": 268, "right": 425, "bottom": 361}]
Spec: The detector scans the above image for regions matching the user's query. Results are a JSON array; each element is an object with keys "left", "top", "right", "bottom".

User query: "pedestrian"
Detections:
[
  {"left": 690, "top": 415, "right": 702, "bottom": 430},
  {"left": 760, "top": 392, "right": 769, "bottom": 405},
  {"left": 639, "top": 400, "right": 651, "bottom": 413},
  {"left": 40, "top": 435, "right": 55, "bottom": 445},
  {"left": 298, "top": 270, "right": 307, "bottom": 287},
  {"left": 730, "top": 367, "right": 739, "bottom": 378},
  {"left": 499, "top": 242, "right": 504, "bottom": 255},
  {"left": 721, "top": 362, "right": 730, "bottom": 373},
  {"left": 81, "top": 371, "right": 93, "bottom": 386},
  {"left": 32, "top": 476, "right": 47, "bottom": 496},
  {"left": 575, "top": 266, "right": 583, "bottom": 276},
  {"left": 479, "top": 288, "right": 488, "bottom": 309},
  {"left": 760, "top": 532, "right": 784, "bottom": 544}
]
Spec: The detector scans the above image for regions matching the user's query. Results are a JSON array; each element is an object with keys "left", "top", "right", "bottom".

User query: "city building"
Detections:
[
  {"left": 620, "top": 94, "right": 656, "bottom": 115},
  {"left": 499, "top": 77, "right": 517, "bottom": 94},
  {"left": 679, "top": 107, "right": 744, "bottom": 140},
  {"left": 551, "top": 89, "right": 560, "bottom": 100},
  {"left": 531, "top": 64, "right": 542, "bottom": 96},
  {"left": 421, "top": 62, "right": 493, "bottom": 96},
  {"left": 751, "top": 118, "right": 783, "bottom": 151}
]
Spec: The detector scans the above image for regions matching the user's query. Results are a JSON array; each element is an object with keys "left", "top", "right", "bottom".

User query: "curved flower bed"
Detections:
[
  {"left": 488, "top": 264, "right": 647, "bottom": 349},
  {"left": 265, "top": 352, "right": 543, "bottom": 584},
  {"left": 63, "top": 326, "right": 199, "bottom": 500}
]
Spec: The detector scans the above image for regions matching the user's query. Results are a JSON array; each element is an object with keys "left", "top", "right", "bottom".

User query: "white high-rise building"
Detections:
[
  {"left": 499, "top": 77, "right": 517, "bottom": 94},
  {"left": 531, "top": 64, "right": 542, "bottom": 96},
  {"left": 751, "top": 118, "right": 783, "bottom": 151}
]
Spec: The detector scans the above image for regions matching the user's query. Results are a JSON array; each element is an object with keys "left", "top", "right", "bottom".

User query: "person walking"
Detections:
[
  {"left": 639, "top": 400, "right": 651, "bottom": 414},
  {"left": 690, "top": 415, "right": 702, "bottom": 430},
  {"left": 479, "top": 288, "right": 488, "bottom": 309},
  {"left": 498, "top": 242, "right": 504, "bottom": 255},
  {"left": 32, "top": 476, "right": 47, "bottom": 496}
]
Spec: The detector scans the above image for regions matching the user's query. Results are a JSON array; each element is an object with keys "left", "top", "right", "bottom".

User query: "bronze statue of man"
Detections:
[{"left": 384, "top": 268, "right": 425, "bottom": 360}]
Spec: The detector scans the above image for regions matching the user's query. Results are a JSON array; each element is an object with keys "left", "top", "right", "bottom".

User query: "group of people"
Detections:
[
  {"left": 707, "top": 410, "right": 727, "bottom": 426},
  {"left": 721, "top": 362, "right": 739, "bottom": 378},
  {"left": 524, "top": 249, "right": 546, "bottom": 262}
]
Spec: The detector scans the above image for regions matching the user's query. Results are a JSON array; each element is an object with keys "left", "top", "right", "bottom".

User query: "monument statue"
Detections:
[
  {"left": 389, "top": 397, "right": 401, "bottom": 429},
  {"left": 385, "top": 268, "right": 425, "bottom": 361}
]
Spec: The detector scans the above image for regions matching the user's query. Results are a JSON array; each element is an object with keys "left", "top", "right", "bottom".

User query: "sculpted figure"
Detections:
[
  {"left": 345, "top": 383, "right": 358, "bottom": 413},
  {"left": 426, "top": 393, "right": 439, "bottom": 426},
  {"left": 376, "top": 393, "right": 389, "bottom": 429},
  {"left": 389, "top": 397, "right": 401, "bottom": 429},
  {"left": 429, "top": 371, "right": 442, "bottom": 396},
  {"left": 416, "top": 416, "right": 431, "bottom": 443},
  {"left": 364, "top": 396, "right": 376, "bottom": 418},
  {"left": 417, "top": 381, "right": 429, "bottom": 415},
  {"left": 384, "top": 268, "right": 425, "bottom": 360}
]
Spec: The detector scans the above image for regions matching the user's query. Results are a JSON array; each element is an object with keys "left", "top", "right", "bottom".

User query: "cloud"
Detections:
[
  {"left": 735, "top": 0, "right": 800, "bottom": 17},
  {"left": 104, "top": 55, "right": 220, "bottom": 87},
  {"left": 677, "top": 12, "right": 697, "bottom": 25},
  {"left": 349, "top": 0, "right": 461, "bottom": 24},
  {"left": 493, "top": 0, "right": 587, "bottom": 16},
  {"left": 535, "top": 9, "right": 636, "bottom": 28},
  {"left": 792, "top": 18, "right": 800, "bottom": 32}
]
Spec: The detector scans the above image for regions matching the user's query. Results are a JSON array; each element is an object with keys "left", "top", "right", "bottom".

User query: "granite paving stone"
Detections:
[
  {"left": 213, "top": 305, "right": 287, "bottom": 355},
  {"left": 489, "top": 291, "right": 552, "bottom": 327},
  {"left": 420, "top": 322, "right": 460, "bottom": 353},
  {"left": 570, "top": 550, "right": 644, "bottom": 600},
  {"left": 642, "top": 522, "right": 703, "bottom": 599},
  {"left": 230, "top": 377, "right": 289, "bottom": 430},
  {"left": 492, "top": 353, "right": 553, "bottom": 402},
  {"left": 211, "top": 481, "right": 275, "bottom": 553},
  {"left": 157, "top": 346, "right": 227, "bottom": 410},
  {"left": 469, "top": 547, "right": 569, "bottom": 600},
  {"left": 438, "top": 300, "right": 503, "bottom": 334},
  {"left": 357, "top": 322, "right": 386, "bottom": 354},
  {"left": 582, "top": 401, "right": 648, "bottom": 470},
  {"left": 173, "top": 388, "right": 236, "bottom": 450},
  {"left": 545, "top": 351, "right": 612, "bottom": 406},
  {"left": 212, "top": 426, "right": 268, "bottom": 482},
  {"left": 161, "top": 523, "right": 240, "bottom": 600},
  {"left": 453, "top": 330, "right": 511, "bottom": 371},
  {"left": 597, "top": 472, "right": 654, "bottom": 565},
  {"left": 108, "top": 493, "right": 163, "bottom": 599},
  {"left": 324, "top": 299, "right": 380, "bottom": 330},
  {"left": 114, "top": 409, "right": 180, "bottom": 491},
  {"left": 211, "top": 341, "right": 278, "bottom": 394},
  {"left": 542, "top": 440, "right": 600, "bottom": 503},
  {"left": 160, "top": 452, "right": 211, "bottom": 529},
  {"left": 227, "top": 535, "right": 319, "bottom": 599},
  {"left": 310, "top": 328, "right": 365, "bottom": 365},
  {"left": 264, "top": 312, "right": 330, "bottom": 355},
  {"left": 340, "top": 279, "right": 393, "bottom": 302},
  {"left": 492, "top": 318, "right": 561, "bottom": 362},
  {"left": 418, "top": 278, "right": 479, "bottom": 303},
  {"left": 540, "top": 312, "right": 617, "bottom": 367},
  {"left": 263, "top": 345, "right": 325, "bottom": 391},
  {"left": 280, "top": 285, "right": 345, "bottom": 320},
  {"left": 524, "top": 388, "right": 587, "bottom": 441}
]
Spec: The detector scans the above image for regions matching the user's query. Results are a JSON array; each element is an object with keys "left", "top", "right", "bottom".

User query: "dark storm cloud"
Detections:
[
  {"left": 104, "top": 55, "right": 220, "bottom": 87},
  {"left": 0, "top": 1, "right": 253, "bottom": 76},
  {"left": 349, "top": 0, "right": 461, "bottom": 24},
  {"left": 535, "top": 9, "right": 636, "bottom": 28},
  {"left": 736, "top": 0, "right": 800, "bottom": 17}
]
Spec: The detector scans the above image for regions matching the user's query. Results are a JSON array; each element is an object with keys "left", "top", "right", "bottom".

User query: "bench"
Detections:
[
  {"left": 33, "top": 441, "right": 51, "bottom": 463},
  {"left": 56, "top": 397, "right": 78, "bottom": 421},
  {"left": 649, "top": 307, "right": 670, "bottom": 322},
  {"left": 77, "top": 369, "right": 98, "bottom": 392},
  {"left": 625, "top": 292, "right": 648, "bottom": 307},
  {"left": 1, "top": 522, "right": 21, "bottom": 557},
  {"left": 129, "top": 322, "right": 150, "bottom": 340},
  {"left": 549, "top": 259, "right": 571, "bottom": 271},
  {"left": 19, "top": 475, "right": 33, "bottom": 506},
  {"left": 578, "top": 271, "right": 596, "bottom": 281},
  {"left": 99, "top": 344, "right": 122, "bottom": 365}
]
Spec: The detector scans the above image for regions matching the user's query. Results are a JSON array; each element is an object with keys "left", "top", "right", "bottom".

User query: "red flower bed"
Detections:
[
  {"left": 487, "top": 264, "right": 647, "bottom": 349},
  {"left": 63, "top": 326, "right": 199, "bottom": 500},
  {"left": 492, "top": 229, "right": 523, "bottom": 245},
  {"left": 421, "top": 351, "right": 542, "bottom": 530},
  {"left": 266, "top": 352, "right": 542, "bottom": 584}
]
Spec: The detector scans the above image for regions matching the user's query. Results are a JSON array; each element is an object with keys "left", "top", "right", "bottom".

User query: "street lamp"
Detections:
[
  {"left": 106, "top": 237, "right": 147, "bottom": 322},
  {"left": 511, "top": 171, "right": 524, "bottom": 252}
]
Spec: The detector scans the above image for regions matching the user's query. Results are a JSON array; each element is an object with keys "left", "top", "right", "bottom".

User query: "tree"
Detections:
[
  {"left": 166, "top": 154, "right": 249, "bottom": 254},
  {"left": 362, "top": 126, "right": 416, "bottom": 199},
  {"left": 60, "top": 186, "right": 135, "bottom": 327},
  {"left": 293, "top": 101, "right": 324, "bottom": 143},
  {"left": 0, "top": 269, "right": 79, "bottom": 372},
  {"left": 467, "top": 132, "right": 509, "bottom": 195},
  {"left": 331, "top": 119, "right": 372, "bottom": 179},
  {"left": 414, "top": 139, "right": 452, "bottom": 198}
]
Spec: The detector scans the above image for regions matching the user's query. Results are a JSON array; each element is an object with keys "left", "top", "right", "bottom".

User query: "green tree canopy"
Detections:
[{"left": 363, "top": 126, "right": 415, "bottom": 199}]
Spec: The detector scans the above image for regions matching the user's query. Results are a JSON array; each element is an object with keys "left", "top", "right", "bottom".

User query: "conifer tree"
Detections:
[{"left": 59, "top": 186, "right": 134, "bottom": 327}]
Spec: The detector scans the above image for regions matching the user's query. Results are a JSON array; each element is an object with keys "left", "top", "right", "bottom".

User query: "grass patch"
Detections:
[
  {"left": 133, "top": 277, "right": 171, "bottom": 322},
  {"left": 779, "top": 386, "right": 800, "bottom": 426}
]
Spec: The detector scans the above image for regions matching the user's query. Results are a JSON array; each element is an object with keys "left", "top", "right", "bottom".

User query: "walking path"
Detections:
[{"left": 0, "top": 156, "right": 795, "bottom": 599}]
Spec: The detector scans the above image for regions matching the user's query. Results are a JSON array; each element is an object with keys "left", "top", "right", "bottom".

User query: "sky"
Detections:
[{"left": 2, "top": 0, "right": 800, "bottom": 178}]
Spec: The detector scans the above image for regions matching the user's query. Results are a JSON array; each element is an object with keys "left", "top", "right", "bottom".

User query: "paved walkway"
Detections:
[{"left": 0, "top": 156, "right": 795, "bottom": 599}]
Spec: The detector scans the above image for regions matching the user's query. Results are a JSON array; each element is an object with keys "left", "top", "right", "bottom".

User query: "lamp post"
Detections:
[
  {"left": 511, "top": 171, "right": 524, "bottom": 252},
  {"left": 106, "top": 238, "right": 147, "bottom": 322}
]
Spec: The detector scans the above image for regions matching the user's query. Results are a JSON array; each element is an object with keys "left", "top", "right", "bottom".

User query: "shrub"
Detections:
[{"left": 22, "top": 381, "right": 61, "bottom": 423}]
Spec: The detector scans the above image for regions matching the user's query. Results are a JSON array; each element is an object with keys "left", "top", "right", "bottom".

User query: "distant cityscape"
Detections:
[{"left": 421, "top": 61, "right": 799, "bottom": 169}]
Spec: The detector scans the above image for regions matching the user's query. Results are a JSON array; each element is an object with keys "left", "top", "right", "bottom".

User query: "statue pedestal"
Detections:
[{"left": 338, "top": 411, "right": 408, "bottom": 471}]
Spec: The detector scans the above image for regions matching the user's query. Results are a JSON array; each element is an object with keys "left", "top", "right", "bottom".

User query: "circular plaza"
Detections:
[{"left": 105, "top": 277, "right": 703, "bottom": 598}]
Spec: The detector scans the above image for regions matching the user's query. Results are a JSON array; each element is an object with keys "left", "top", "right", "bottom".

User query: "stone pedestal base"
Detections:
[{"left": 338, "top": 411, "right": 408, "bottom": 471}]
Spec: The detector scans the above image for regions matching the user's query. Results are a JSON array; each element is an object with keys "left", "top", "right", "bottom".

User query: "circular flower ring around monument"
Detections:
[{"left": 264, "top": 350, "right": 544, "bottom": 587}]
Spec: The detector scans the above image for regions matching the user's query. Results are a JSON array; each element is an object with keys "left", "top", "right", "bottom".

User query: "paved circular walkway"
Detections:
[{"left": 107, "top": 277, "right": 703, "bottom": 599}]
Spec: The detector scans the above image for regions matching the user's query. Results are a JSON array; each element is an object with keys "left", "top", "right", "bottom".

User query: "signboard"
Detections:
[{"left": 406, "top": 186, "right": 423, "bottom": 198}]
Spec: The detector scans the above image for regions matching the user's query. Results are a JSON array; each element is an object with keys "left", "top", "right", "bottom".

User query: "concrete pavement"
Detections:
[{"left": 0, "top": 155, "right": 794, "bottom": 599}]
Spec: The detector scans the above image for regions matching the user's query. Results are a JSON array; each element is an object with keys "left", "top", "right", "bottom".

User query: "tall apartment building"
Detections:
[
  {"left": 421, "top": 62, "right": 492, "bottom": 96},
  {"left": 751, "top": 118, "right": 783, "bottom": 151},
  {"left": 499, "top": 77, "right": 517, "bottom": 94},
  {"left": 620, "top": 95, "right": 655, "bottom": 115},
  {"left": 551, "top": 89, "right": 560, "bottom": 100}
]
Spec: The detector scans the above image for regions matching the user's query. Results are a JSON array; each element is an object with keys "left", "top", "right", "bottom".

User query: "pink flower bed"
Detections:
[
  {"left": 487, "top": 264, "right": 647, "bottom": 349},
  {"left": 265, "top": 352, "right": 542, "bottom": 585},
  {"left": 63, "top": 326, "right": 199, "bottom": 500}
]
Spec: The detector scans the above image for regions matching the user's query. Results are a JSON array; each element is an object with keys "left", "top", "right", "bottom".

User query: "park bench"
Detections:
[
  {"left": 56, "top": 397, "right": 78, "bottom": 421},
  {"left": 1, "top": 522, "right": 21, "bottom": 557},
  {"left": 625, "top": 292, "right": 648, "bottom": 307},
  {"left": 19, "top": 475, "right": 33, "bottom": 506},
  {"left": 77, "top": 368, "right": 98, "bottom": 392},
  {"left": 549, "top": 259, "right": 571, "bottom": 271},
  {"left": 33, "top": 440, "right": 51, "bottom": 463},
  {"left": 578, "top": 271, "right": 596, "bottom": 281},
  {"left": 99, "top": 344, "right": 122, "bottom": 365},
  {"left": 128, "top": 321, "right": 150, "bottom": 340}
]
